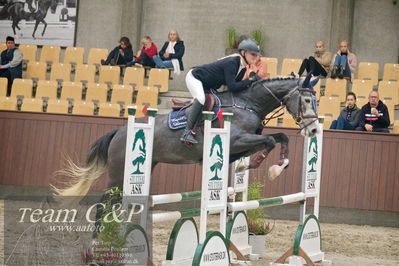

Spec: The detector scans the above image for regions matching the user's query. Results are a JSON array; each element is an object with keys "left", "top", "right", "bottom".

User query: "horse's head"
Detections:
[
  {"left": 284, "top": 73, "right": 320, "bottom": 137},
  {"left": 50, "top": 0, "right": 57, "bottom": 14}
]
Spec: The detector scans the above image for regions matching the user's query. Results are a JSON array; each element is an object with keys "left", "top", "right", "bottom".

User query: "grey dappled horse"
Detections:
[{"left": 53, "top": 74, "right": 320, "bottom": 197}]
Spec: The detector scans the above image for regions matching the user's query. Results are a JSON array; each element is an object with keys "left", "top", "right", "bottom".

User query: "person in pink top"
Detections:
[
  {"left": 330, "top": 40, "right": 357, "bottom": 80},
  {"left": 243, "top": 55, "right": 268, "bottom": 80},
  {"left": 127, "top": 36, "right": 158, "bottom": 67}
]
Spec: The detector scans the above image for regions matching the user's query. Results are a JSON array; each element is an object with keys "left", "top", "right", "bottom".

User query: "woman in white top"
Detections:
[{"left": 153, "top": 30, "right": 185, "bottom": 72}]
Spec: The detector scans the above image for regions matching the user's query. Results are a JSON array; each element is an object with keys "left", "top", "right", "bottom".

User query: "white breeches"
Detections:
[{"left": 185, "top": 69, "right": 205, "bottom": 105}]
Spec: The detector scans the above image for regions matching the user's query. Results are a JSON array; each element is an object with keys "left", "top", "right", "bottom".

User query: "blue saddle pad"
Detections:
[{"left": 168, "top": 101, "right": 221, "bottom": 130}]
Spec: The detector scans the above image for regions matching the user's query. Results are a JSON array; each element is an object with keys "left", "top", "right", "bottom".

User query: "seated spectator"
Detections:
[
  {"left": 330, "top": 92, "right": 361, "bottom": 130},
  {"left": 153, "top": 30, "right": 185, "bottom": 74},
  {"left": 330, "top": 40, "right": 357, "bottom": 80},
  {"left": 0, "top": 36, "right": 22, "bottom": 96},
  {"left": 101, "top": 36, "right": 133, "bottom": 66},
  {"left": 127, "top": 36, "right": 158, "bottom": 67},
  {"left": 357, "top": 91, "right": 390, "bottom": 133},
  {"left": 298, "top": 40, "right": 332, "bottom": 77},
  {"left": 243, "top": 54, "right": 268, "bottom": 80}
]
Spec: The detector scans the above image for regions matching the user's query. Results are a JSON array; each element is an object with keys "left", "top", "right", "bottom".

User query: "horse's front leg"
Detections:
[
  {"left": 263, "top": 133, "right": 289, "bottom": 180},
  {"left": 233, "top": 133, "right": 276, "bottom": 170},
  {"left": 12, "top": 20, "right": 17, "bottom": 35},
  {"left": 15, "top": 19, "right": 21, "bottom": 30},
  {"left": 41, "top": 19, "right": 47, "bottom": 36},
  {"left": 235, "top": 133, "right": 290, "bottom": 180}
]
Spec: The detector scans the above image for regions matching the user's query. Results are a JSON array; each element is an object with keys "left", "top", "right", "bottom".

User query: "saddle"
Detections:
[{"left": 172, "top": 94, "right": 216, "bottom": 111}]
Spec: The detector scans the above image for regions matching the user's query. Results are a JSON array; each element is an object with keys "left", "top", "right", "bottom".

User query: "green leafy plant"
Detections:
[
  {"left": 226, "top": 28, "right": 237, "bottom": 49},
  {"left": 248, "top": 219, "right": 275, "bottom": 235},
  {"left": 84, "top": 187, "right": 127, "bottom": 266},
  {"left": 251, "top": 29, "right": 264, "bottom": 49},
  {"left": 246, "top": 179, "right": 274, "bottom": 235}
]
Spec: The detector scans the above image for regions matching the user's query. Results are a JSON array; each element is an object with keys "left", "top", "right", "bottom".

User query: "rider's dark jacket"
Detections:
[{"left": 191, "top": 54, "right": 254, "bottom": 92}]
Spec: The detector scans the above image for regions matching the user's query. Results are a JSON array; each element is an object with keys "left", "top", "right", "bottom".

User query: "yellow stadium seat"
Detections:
[
  {"left": 21, "top": 98, "right": 42, "bottom": 112},
  {"left": 263, "top": 116, "right": 279, "bottom": 127},
  {"left": 357, "top": 62, "right": 379, "bottom": 86},
  {"left": 281, "top": 58, "right": 302, "bottom": 76},
  {"left": 135, "top": 86, "right": 158, "bottom": 117},
  {"left": 393, "top": 120, "right": 399, "bottom": 134},
  {"left": 64, "top": 47, "right": 84, "bottom": 65},
  {"left": 148, "top": 68, "right": 169, "bottom": 93},
  {"left": 111, "top": 84, "right": 133, "bottom": 105},
  {"left": 25, "top": 61, "right": 47, "bottom": 81},
  {"left": 281, "top": 113, "right": 299, "bottom": 128},
  {"left": 356, "top": 97, "right": 368, "bottom": 109},
  {"left": 0, "top": 97, "right": 17, "bottom": 110},
  {"left": 46, "top": 99, "right": 69, "bottom": 114},
  {"left": 322, "top": 116, "right": 333, "bottom": 130},
  {"left": 0, "top": 43, "right": 6, "bottom": 53},
  {"left": 0, "top": 78, "right": 7, "bottom": 97},
  {"left": 378, "top": 80, "right": 399, "bottom": 103},
  {"left": 324, "top": 78, "right": 347, "bottom": 102},
  {"left": 383, "top": 63, "right": 399, "bottom": 81},
  {"left": 260, "top": 57, "right": 278, "bottom": 78},
  {"left": 35, "top": 80, "right": 57, "bottom": 100},
  {"left": 40, "top": 45, "right": 60, "bottom": 64},
  {"left": 72, "top": 101, "right": 94, "bottom": 115},
  {"left": 18, "top": 44, "right": 37, "bottom": 63},
  {"left": 382, "top": 99, "right": 395, "bottom": 122},
  {"left": 311, "top": 76, "right": 321, "bottom": 100},
  {"left": 87, "top": 48, "right": 108, "bottom": 65},
  {"left": 60, "top": 81, "right": 83, "bottom": 102},
  {"left": 50, "top": 63, "right": 71, "bottom": 82},
  {"left": 11, "top": 79, "right": 33, "bottom": 98},
  {"left": 123, "top": 67, "right": 145, "bottom": 89},
  {"left": 74, "top": 64, "right": 96, "bottom": 83},
  {"left": 99, "top": 65, "right": 120, "bottom": 85},
  {"left": 86, "top": 82, "right": 108, "bottom": 103},
  {"left": 351, "top": 79, "right": 374, "bottom": 99},
  {"left": 98, "top": 102, "right": 121, "bottom": 117},
  {"left": 318, "top": 96, "right": 342, "bottom": 119}
]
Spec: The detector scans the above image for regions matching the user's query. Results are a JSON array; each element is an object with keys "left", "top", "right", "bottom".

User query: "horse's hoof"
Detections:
[
  {"left": 235, "top": 160, "right": 248, "bottom": 173},
  {"left": 268, "top": 165, "right": 281, "bottom": 181}
]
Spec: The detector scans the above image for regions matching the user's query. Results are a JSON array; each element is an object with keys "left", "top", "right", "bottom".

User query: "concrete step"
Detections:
[{"left": 157, "top": 90, "right": 192, "bottom": 115}]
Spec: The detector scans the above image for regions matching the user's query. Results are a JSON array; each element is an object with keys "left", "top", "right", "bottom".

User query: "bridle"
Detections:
[{"left": 262, "top": 83, "right": 318, "bottom": 130}]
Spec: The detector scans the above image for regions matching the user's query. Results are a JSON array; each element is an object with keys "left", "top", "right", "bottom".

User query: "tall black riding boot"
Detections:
[{"left": 180, "top": 100, "right": 203, "bottom": 144}]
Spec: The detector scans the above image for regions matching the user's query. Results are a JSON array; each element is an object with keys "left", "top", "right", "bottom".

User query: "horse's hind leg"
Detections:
[
  {"left": 41, "top": 20, "right": 47, "bottom": 36},
  {"left": 32, "top": 20, "right": 40, "bottom": 38}
]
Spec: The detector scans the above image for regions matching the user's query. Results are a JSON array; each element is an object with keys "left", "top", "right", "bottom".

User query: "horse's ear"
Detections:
[
  {"left": 309, "top": 75, "right": 320, "bottom": 90},
  {"left": 302, "top": 72, "right": 312, "bottom": 88}
]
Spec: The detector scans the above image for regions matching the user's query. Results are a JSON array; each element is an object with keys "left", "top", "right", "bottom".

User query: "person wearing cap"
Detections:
[
  {"left": 0, "top": 36, "right": 23, "bottom": 96},
  {"left": 180, "top": 39, "right": 261, "bottom": 144}
]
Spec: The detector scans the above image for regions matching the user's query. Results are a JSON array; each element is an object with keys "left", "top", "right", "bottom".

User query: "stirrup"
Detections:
[{"left": 180, "top": 130, "right": 198, "bottom": 144}]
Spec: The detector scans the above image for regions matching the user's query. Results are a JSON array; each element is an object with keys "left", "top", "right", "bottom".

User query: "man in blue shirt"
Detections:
[{"left": 0, "top": 36, "right": 23, "bottom": 96}]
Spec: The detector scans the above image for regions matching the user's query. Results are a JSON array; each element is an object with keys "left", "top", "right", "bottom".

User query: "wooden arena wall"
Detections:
[{"left": 0, "top": 111, "right": 398, "bottom": 212}]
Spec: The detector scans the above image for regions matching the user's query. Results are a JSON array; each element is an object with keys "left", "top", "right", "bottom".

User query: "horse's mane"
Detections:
[{"left": 259, "top": 76, "right": 297, "bottom": 84}]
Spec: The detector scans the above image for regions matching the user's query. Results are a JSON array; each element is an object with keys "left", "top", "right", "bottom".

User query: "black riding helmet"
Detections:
[{"left": 238, "top": 39, "right": 262, "bottom": 56}]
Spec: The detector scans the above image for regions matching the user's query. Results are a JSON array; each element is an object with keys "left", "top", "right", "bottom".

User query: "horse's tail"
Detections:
[{"left": 51, "top": 129, "right": 118, "bottom": 197}]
